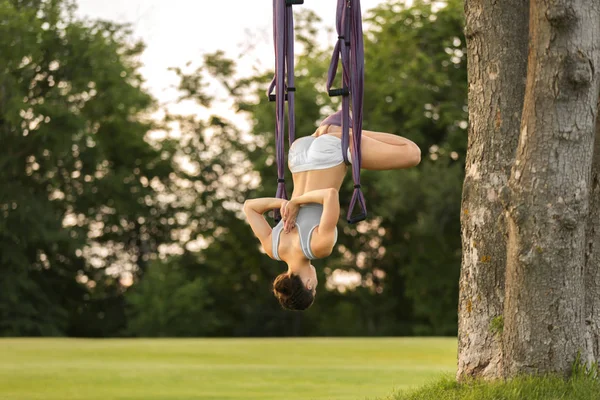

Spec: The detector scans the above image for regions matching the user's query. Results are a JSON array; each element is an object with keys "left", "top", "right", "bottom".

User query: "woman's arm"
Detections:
[
  {"left": 244, "top": 197, "right": 287, "bottom": 215},
  {"left": 243, "top": 197, "right": 287, "bottom": 257},
  {"left": 288, "top": 189, "right": 338, "bottom": 206},
  {"left": 283, "top": 189, "right": 339, "bottom": 236}
]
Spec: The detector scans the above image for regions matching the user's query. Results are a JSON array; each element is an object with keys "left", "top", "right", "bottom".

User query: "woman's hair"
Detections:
[{"left": 272, "top": 273, "right": 315, "bottom": 311}]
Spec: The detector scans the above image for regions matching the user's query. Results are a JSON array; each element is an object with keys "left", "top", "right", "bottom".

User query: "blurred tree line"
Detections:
[{"left": 0, "top": 0, "right": 466, "bottom": 337}]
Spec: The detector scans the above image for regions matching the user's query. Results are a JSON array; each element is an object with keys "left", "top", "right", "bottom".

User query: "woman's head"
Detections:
[{"left": 272, "top": 268, "right": 317, "bottom": 311}]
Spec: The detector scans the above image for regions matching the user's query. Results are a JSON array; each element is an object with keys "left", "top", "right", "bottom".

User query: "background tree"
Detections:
[
  {"left": 584, "top": 102, "right": 600, "bottom": 365},
  {"left": 0, "top": 0, "right": 184, "bottom": 336},
  {"left": 502, "top": 0, "right": 600, "bottom": 376},
  {"left": 458, "top": 0, "right": 529, "bottom": 379},
  {"left": 460, "top": 0, "right": 600, "bottom": 378}
]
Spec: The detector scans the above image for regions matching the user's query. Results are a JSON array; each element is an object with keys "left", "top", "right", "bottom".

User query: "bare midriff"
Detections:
[
  {"left": 290, "top": 125, "right": 348, "bottom": 199},
  {"left": 290, "top": 163, "right": 347, "bottom": 199}
]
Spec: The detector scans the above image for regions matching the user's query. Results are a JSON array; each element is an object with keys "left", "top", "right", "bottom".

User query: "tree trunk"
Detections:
[
  {"left": 584, "top": 101, "right": 600, "bottom": 367},
  {"left": 503, "top": 0, "right": 600, "bottom": 377},
  {"left": 458, "top": 0, "right": 529, "bottom": 380}
]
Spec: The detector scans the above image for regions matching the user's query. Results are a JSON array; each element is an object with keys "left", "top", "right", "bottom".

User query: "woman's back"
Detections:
[{"left": 291, "top": 164, "right": 346, "bottom": 198}]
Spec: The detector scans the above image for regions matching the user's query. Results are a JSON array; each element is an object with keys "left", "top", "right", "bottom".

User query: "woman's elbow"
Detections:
[
  {"left": 242, "top": 200, "right": 253, "bottom": 215},
  {"left": 326, "top": 188, "right": 339, "bottom": 200}
]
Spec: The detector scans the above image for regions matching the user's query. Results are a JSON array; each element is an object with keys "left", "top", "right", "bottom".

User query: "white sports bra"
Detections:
[{"left": 288, "top": 135, "right": 352, "bottom": 173}]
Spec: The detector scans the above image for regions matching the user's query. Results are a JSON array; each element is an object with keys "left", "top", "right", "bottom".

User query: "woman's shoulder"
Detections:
[{"left": 311, "top": 225, "right": 337, "bottom": 259}]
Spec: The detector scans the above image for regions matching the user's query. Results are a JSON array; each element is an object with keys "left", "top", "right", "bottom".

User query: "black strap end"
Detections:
[
  {"left": 269, "top": 94, "right": 288, "bottom": 102},
  {"left": 285, "top": 0, "right": 304, "bottom": 5},
  {"left": 347, "top": 212, "right": 367, "bottom": 224},
  {"left": 328, "top": 88, "right": 350, "bottom": 97}
]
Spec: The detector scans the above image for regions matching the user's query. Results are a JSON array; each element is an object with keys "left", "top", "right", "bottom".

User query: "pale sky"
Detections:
[{"left": 75, "top": 0, "right": 388, "bottom": 121}]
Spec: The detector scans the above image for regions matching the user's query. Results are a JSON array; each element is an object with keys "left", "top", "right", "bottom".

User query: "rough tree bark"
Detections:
[
  {"left": 503, "top": 0, "right": 600, "bottom": 376},
  {"left": 584, "top": 101, "right": 600, "bottom": 366},
  {"left": 458, "top": 0, "right": 529, "bottom": 380}
]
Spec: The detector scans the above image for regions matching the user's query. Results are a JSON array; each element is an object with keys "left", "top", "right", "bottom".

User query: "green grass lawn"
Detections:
[{"left": 0, "top": 337, "right": 456, "bottom": 400}]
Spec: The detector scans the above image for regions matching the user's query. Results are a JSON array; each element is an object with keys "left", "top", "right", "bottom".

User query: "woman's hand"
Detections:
[
  {"left": 283, "top": 200, "right": 300, "bottom": 233},
  {"left": 279, "top": 200, "right": 289, "bottom": 220}
]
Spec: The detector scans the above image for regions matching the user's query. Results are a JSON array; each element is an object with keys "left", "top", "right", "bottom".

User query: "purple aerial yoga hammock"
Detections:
[
  {"left": 326, "top": 0, "right": 367, "bottom": 223},
  {"left": 267, "top": 0, "right": 301, "bottom": 221},
  {"left": 268, "top": 0, "right": 366, "bottom": 224}
]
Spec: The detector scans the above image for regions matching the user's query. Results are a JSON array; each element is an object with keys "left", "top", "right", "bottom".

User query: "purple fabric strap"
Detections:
[
  {"left": 267, "top": 0, "right": 298, "bottom": 212},
  {"left": 326, "top": 0, "right": 367, "bottom": 224}
]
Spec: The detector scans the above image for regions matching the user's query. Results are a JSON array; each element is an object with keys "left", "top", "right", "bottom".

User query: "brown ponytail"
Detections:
[{"left": 272, "top": 273, "right": 314, "bottom": 311}]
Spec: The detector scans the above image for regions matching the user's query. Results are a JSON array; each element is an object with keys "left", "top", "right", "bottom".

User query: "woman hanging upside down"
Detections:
[{"left": 243, "top": 111, "right": 421, "bottom": 311}]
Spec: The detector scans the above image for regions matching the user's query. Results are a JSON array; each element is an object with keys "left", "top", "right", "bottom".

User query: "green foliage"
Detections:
[
  {"left": 572, "top": 351, "right": 599, "bottom": 379},
  {"left": 360, "top": 0, "right": 466, "bottom": 335},
  {"left": 391, "top": 374, "right": 600, "bottom": 400},
  {"left": 489, "top": 315, "right": 504, "bottom": 335},
  {"left": 0, "top": 0, "right": 181, "bottom": 336},
  {"left": 1, "top": 0, "right": 469, "bottom": 337},
  {"left": 125, "top": 259, "right": 220, "bottom": 336}
]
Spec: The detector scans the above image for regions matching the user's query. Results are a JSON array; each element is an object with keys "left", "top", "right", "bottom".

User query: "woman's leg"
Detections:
[
  {"left": 361, "top": 129, "right": 416, "bottom": 147},
  {"left": 325, "top": 126, "right": 421, "bottom": 170},
  {"left": 357, "top": 133, "right": 421, "bottom": 170}
]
